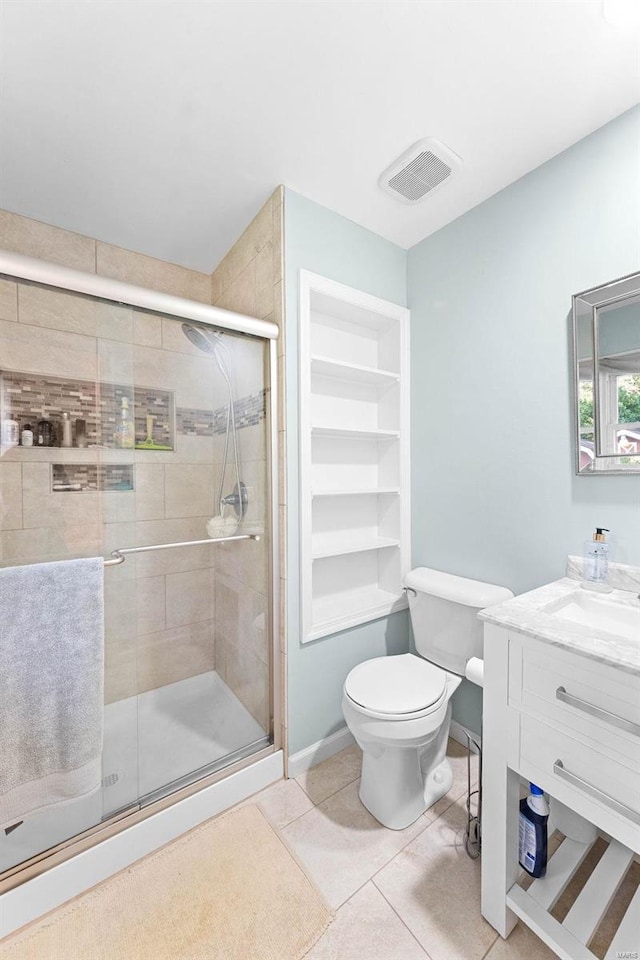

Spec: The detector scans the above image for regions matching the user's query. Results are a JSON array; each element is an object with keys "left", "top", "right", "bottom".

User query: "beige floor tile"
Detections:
[
  {"left": 297, "top": 744, "right": 362, "bottom": 805},
  {"left": 305, "top": 881, "right": 428, "bottom": 960},
  {"left": 282, "top": 780, "right": 429, "bottom": 910},
  {"left": 373, "top": 800, "right": 497, "bottom": 960},
  {"left": 483, "top": 921, "right": 557, "bottom": 960},
  {"left": 253, "top": 778, "right": 315, "bottom": 830}
]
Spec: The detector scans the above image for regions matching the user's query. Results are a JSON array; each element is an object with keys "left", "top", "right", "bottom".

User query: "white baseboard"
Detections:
[
  {"left": 287, "top": 727, "right": 355, "bottom": 779},
  {"left": 1, "top": 751, "right": 283, "bottom": 939},
  {"left": 450, "top": 719, "right": 482, "bottom": 753}
]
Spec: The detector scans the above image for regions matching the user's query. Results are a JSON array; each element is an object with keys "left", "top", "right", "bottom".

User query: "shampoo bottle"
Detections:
[
  {"left": 519, "top": 783, "right": 549, "bottom": 878},
  {"left": 114, "top": 397, "right": 135, "bottom": 449},
  {"left": 61, "top": 412, "right": 73, "bottom": 448},
  {"left": 583, "top": 527, "right": 610, "bottom": 588}
]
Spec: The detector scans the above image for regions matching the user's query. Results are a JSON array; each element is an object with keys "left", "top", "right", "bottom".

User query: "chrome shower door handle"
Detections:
[
  {"left": 553, "top": 760, "right": 640, "bottom": 826},
  {"left": 555, "top": 686, "right": 640, "bottom": 737}
]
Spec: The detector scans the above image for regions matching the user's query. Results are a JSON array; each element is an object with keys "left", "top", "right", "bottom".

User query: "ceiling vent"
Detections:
[{"left": 379, "top": 139, "right": 462, "bottom": 204}]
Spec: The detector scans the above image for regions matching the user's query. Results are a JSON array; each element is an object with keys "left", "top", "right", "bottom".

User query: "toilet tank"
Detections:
[{"left": 404, "top": 567, "right": 513, "bottom": 675}]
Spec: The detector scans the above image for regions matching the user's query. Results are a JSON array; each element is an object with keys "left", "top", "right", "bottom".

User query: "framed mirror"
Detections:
[{"left": 573, "top": 271, "right": 640, "bottom": 475}]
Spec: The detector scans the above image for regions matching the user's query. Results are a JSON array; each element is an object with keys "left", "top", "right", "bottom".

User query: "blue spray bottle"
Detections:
[{"left": 519, "top": 783, "right": 549, "bottom": 878}]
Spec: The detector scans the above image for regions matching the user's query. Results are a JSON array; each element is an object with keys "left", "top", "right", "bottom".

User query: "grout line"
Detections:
[
  {"left": 374, "top": 883, "right": 435, "bottom": 960},
  {"left": 294, "top": 768, "right": 360, "bottom": 808},
  {"left": 479, "top": 932, "right": 501, "bottom": 959}
]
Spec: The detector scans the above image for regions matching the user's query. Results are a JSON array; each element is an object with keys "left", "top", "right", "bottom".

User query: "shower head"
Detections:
[{"left": 181, "top": 322, "right": 222, "bottom": 355}]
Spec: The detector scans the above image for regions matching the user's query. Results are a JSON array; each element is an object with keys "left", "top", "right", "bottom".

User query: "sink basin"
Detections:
[{"left": 544, "top": 591, "right": 640, "bottom": 641}]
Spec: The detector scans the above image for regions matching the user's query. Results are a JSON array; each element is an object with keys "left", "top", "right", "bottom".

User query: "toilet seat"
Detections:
[{"left": 344, "top": 653, "right": 447, "bottom": 720}]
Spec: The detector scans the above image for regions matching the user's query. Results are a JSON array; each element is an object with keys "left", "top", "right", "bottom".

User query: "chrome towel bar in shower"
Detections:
[{"left": 103, "top": 533, "right": 260, "bottom": 566}]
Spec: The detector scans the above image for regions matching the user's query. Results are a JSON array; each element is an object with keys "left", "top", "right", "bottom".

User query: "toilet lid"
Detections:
[{"left": 345, "top": 654, "right": 447, "bottom": 716}]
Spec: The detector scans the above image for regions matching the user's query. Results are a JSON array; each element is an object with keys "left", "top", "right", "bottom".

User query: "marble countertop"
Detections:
[{"left": 478, "top": 572, "right": 640, "bottom": 677}]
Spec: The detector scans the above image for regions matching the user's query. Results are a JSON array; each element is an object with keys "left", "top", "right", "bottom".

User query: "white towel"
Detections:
[{"left": 0, "top": 557, "right": 104, "bottom": 827}]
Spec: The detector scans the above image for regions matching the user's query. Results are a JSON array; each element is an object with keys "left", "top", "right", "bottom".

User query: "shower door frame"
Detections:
[{"left": 0, "top": 249, "right": 282, "bottom": 893}]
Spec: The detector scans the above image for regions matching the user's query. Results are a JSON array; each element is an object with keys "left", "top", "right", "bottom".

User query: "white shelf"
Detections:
[
  {"left": 311, "top": 488, "right": 400, "bottom": 498},
  {"left": 312, "top": 536, "right": 400, "bottom": 560},
  {"left": 311, "top": 355, "right": 399, "bottom": 385},
  {"left": 299, "top": 271, "right": 410, "bottom": 644},
  {"left": 506, "top": 835, "right": 639, "bottom": 960},
  {"left": 310, "top": 587, "right": 408, "bottom": 641},
  {"left": 312, "top": 426, "right": 399, "bottom": 440}
]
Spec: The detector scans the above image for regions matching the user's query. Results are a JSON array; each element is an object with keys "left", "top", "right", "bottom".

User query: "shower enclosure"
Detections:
[{"left": 0, "top": 251, "right": 279, "bottom": 889}]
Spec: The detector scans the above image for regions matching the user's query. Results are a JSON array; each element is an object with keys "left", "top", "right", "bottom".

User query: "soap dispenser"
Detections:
[{"left": 582, "top": 527, "right": 612, "bottom": 592}]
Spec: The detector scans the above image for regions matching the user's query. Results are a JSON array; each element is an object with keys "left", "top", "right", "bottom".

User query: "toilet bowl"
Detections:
[
  {"left": 342, "top": 567, "right": 513, "bottom": 830},
  {"left": 343, "top": 653, "right": 461, "bottom": 829}
]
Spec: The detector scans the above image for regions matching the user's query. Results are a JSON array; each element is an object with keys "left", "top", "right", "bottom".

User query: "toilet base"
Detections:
[{"left": 357, "top": 705, "right": 453, "bottom": 830}]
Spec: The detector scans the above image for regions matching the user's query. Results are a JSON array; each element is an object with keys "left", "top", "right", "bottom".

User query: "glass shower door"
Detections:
[
  {"left": 123, "top": 310, "right": 272, "bottom": 804},
  {"left": 0, "top": 284, "right": 140, "bottom": 873},
  {"left": 1, "top": 276, "right": 273, "bottom": 880}
]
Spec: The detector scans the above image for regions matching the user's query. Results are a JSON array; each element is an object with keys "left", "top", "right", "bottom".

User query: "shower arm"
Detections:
[{"left": 103, "top": 533, "right": 260, "bottom": 566}]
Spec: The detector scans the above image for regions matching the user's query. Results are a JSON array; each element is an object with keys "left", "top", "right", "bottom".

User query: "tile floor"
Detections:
[{"left": 248, "top": 739, "right": 558, "bottom": 960}]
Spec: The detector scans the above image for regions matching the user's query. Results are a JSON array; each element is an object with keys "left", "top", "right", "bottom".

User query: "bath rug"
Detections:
[{"left": 0, "top": 803, "right": 332, "bottom": 960}]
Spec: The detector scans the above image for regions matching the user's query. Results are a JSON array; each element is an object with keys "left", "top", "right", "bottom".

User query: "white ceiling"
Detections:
[{"left": 1, "top": 0, "right": 638, "bottom": 273}]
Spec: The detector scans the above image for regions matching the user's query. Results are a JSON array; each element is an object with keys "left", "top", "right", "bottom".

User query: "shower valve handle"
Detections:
[{"left": 221, "top": 481, "right": 248, "bottom": 518}]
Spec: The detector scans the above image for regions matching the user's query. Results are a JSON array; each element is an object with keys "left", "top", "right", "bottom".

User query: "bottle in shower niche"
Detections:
[
  {"left": 61, "top": 412, "right": 73, "bottom": 448},
  {"left": 36, "top": 418, "right": 54, "bottom": 447},
  {"left": 1, "top": 419, "right": 19, "bottom": 446},
  {"left": 114, "top": 397, "right": 135, "bottom": 449}
]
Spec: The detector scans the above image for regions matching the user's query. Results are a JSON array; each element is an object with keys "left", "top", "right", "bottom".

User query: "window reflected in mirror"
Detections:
[{"left": 573, "top": 274, "right": 640, "bottom": 474}]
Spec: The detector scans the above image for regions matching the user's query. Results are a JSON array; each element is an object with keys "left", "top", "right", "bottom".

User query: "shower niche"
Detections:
[
  {"left": 299, "top": 271, "right": 411, "bottom": 643},
  {"left": 0, "top": 370, "right": 175, "bottom": 453}
]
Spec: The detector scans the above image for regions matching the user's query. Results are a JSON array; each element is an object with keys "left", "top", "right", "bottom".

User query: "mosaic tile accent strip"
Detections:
[
  {"left": 52, "top": 463, "right": 135, "bottom": 493},
  {"left": 0, "top": 372, "right": 173, "bottom": 449},
  {"left": 177, "top": 389, "right": 266, "bottom": 437}
]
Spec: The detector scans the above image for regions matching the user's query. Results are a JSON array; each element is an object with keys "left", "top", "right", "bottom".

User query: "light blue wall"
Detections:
[
  {"left": 284, "top": 108, "right": 640, "bottom": 751},
  {"left": 284, "top": 190, "right": 409, "bottom": 754},
  {"left": 408, "top": 106, "right": 640, "bottom": 734}
]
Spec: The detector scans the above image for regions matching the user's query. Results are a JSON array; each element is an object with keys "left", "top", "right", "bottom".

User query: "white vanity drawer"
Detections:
[
  {"left": 520, "top": 713, "right": 640, "bottom": 829},
  {"left": 510, "top": 637, "right": 640, "bottom": 763}
]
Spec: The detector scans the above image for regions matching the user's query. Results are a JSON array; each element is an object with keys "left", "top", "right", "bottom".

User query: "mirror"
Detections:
[{"left": 573, "top": 272, "right": 640, "bottom": 475}]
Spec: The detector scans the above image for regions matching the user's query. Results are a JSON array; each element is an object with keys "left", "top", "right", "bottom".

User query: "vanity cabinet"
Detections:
[
  {"left": 298, "top": 271, "right": 410, "bottom": 643},
  {"left": 482, "top": 623, "right": 640, "bottom": 960}
]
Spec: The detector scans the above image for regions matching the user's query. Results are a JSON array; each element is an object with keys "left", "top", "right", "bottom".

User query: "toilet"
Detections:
[{"left": 342, "top": 567, "right": 513, "bottom": 830}]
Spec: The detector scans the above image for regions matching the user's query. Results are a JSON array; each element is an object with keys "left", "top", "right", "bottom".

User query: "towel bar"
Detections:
[{"left": 103, "top": 533, "right": 260, "bottom": 566}]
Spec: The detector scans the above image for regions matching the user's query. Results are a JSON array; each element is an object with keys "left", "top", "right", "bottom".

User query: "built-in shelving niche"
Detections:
[
  {"left": 51, "top": 463, "right": 134, "bottom": 493},
  {"left": 299, "top": 271, "right": 410, "bottom": 643},
  {"left": 0, "top": 370, "right": 174, "bottom": 450}
]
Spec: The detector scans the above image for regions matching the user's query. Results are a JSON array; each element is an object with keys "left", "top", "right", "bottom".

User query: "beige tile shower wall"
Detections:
[
  {"left": 1, "top": 202, "right": 285, "bottom": 739},
  {"left": 209, "top": 187, "right": 285, "bottom": 742},
  {"left": 0, "top": 209, "right": 211, "bottom": 302},
  {"left": 0, "top": 280, "right": 218, "bottom": 704}
]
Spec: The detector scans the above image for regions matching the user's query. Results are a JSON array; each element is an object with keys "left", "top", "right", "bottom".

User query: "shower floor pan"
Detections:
[{"left": 1, "top": 671, "right": 267, "bottom": 873}]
